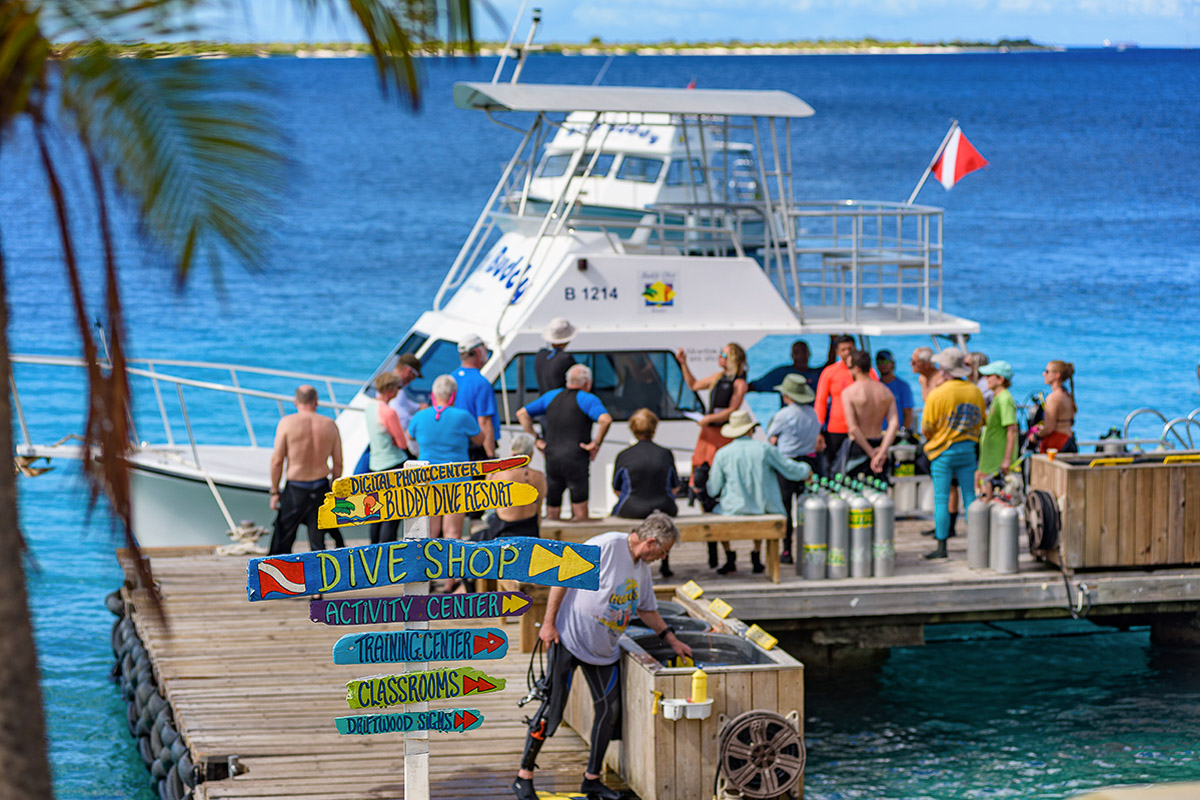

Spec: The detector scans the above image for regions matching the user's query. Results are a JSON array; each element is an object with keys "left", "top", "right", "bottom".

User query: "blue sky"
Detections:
[{"left": 205, "top": 0, "right": 1200, "bottom": 47}]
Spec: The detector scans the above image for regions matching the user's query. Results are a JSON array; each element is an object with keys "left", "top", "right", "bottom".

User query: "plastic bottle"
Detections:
[{"left": 691, "top": 668, "right": 708, "bottom": 703}]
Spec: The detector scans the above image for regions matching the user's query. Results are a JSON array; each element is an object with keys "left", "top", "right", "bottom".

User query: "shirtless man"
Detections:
[
  {"left": 484, "top": 433, "right": 547, "bottom": 540},
  {"left": 841, "top": 351, "right": 899, "bottom": 475},
  {"left": 910, "top": 346, "right": 944, "bottom": 401},
  {"left": 267, "top": 385, "right": 343, "bottom": 555}
]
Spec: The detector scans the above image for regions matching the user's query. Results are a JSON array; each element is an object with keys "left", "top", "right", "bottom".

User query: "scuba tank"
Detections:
[
  {"left": 825, "top": 490, "right": 849, "bottom": 579},
  {"left": 848, "top": 494, "right": 874, "bottom": 578},
  {"left": 801, "top": 490, "right": 828, "bottom": 580},
  {"left": 993, "top": 504, "right": 1020, "bottom": 574},
  {"left": 967, "top": 497, "right": 991, "bottom": 570},
  {"left": 871, "top": 490, "right": 895, "bottom": 578}
]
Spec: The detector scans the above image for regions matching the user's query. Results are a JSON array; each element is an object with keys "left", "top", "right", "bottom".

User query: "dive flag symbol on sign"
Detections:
[
  {"left": 932, "top": 127, "right": 988, "bottom": 190},
  {"left": 257, "top": 559, "right": 306, "bottom": 596}
]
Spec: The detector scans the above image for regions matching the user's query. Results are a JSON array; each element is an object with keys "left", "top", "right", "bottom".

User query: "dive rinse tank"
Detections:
[
  {"left": 967, "top": 497, "right": 991, "bottom": 570},
  {"left": 801, "top": 488, "right": 828, "bottom": 580},
  {"left": 825, "top": 487, "right": 850, "bottom": 579},
  {"left": 848, "top": 494, "right": 874, "bottom": 578},
  {"left": 872, "top": 489, "right": 895, "bottom": 577},
  {"left": 993, "top": 504, "right": 1020, "bottom": 574}
]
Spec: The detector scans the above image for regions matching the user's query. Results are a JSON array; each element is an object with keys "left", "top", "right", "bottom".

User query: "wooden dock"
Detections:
[{"left": 119, "top": 548, "right": 628, "bottom": 800}]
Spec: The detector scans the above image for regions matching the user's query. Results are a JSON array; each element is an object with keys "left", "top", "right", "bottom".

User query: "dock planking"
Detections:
[{"left": 118, "top": 550, "right": 628, "bottom": 800}]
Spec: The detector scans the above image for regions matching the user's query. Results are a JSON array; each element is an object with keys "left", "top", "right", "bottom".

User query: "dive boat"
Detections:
[{"left": 13, "top": 76, "right": 983, "bottom": 546}]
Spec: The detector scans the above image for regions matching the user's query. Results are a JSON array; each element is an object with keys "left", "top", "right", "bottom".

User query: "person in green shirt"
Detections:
[{"left": 975, "top": 361, "right": 1019, "bottom": 499}]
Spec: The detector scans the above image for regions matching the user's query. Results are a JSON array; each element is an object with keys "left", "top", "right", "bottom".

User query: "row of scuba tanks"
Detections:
[
  {"left": 796, "top": 474, "right": 1024, "bottom": 578},
  {"left": 798, "top": 474, "right": 895, "bottom": 579}
]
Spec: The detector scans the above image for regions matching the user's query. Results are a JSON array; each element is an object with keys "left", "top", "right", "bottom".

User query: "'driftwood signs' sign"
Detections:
[
  {"left": 332, "top": 628, "right": 508, "bottom": 665},
  {"left": 248, "top": 539, "right": 600, "bottom": 601},
  {"left": 310, "top": 591, "right": 532, "bottom": 626},
  {"left": 330, "top": 456, "right": 530, "bottom": 497},
  {"left": 320, "top": 479, "right": 538, "bottom": 528},
  {"left": 347, "top": 667, "right": 505, "bottom": 709},
  {"left": 335, "top": 709, "right": 484, "bottom": 736}
]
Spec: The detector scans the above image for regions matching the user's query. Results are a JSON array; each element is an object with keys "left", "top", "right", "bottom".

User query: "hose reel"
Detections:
[
  {"left": 716, "top": 710, "right": 805, "bottom": 799},
  {"left": 1024, "top": 489, "right": 1060, "bottom": 554}
]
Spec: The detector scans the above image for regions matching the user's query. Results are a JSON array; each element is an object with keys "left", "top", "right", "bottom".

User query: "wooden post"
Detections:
[{"left": 403, "top": 462, "right": 431, "bottom": 800}]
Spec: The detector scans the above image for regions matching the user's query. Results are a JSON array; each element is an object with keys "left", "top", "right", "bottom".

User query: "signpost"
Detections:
[
  {"left": 247, "top": 538, "right": 600, "bottom": 600},
  {"left": 332, "top": 628, "right": 509, "bottom": 665},
  {"left": 245, "top": 457, "right": 601, "bottom": 800},
  {"left": 310, "top": 591, "right": 532, "bottom": 625}
]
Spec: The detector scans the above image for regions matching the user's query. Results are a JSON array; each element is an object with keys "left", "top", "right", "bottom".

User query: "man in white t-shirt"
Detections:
[{"left": 513, "top": 512, "right": 692, "bottom": 800}]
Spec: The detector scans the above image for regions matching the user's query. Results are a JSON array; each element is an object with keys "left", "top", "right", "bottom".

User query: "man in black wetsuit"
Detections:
[
  {"left": 516, "top": 364, "right": 613, "bottom": 522},
  {"left": 534, "top": 317, "right": 578, "bottom": 393}
]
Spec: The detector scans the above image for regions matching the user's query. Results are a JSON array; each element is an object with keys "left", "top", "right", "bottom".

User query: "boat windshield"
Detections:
[
  {"left": 497, "top": 349, "right": 702, "bottom": 423},
  {"left": 538, "top": 151, "right": 616, "bottom": 178}
]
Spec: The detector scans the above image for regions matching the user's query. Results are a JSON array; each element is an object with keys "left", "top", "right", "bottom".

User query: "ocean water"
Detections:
[{"left": 2, "top": 49, "right": 1199, "bottom": 798}]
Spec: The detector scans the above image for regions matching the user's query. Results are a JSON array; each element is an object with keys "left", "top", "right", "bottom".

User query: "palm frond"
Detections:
[
  {"left": 60, "top": 48, "right": 288, "bottom": 280},
  {"left": 0, "top": 0, "right": 51, "bottom": 127}
]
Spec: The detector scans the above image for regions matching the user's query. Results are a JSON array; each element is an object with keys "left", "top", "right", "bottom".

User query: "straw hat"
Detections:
[
  {"left": 932, "top": 347, "right": 971, "bottom": 378},
  {"left": 774, "top": 373, "right": 815, "bottom": 404},
  {"left": 720, "top": 409, "right": 759, "bottom": 439},
  {"left": 542, "top": 317, "right": 577, "bottom": 345}
]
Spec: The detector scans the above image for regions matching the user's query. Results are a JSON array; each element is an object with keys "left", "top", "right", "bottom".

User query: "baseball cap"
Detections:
[
  {"left": 876, "top": 349, "right": 895, "bottom": 362},
  {"left": 395, "top": 353, "right": 422, "bottom": 377},
  {"left": 457, "top": 334, "right": 485, "bottom": 354},
  {"left": 979, "top": 360, "right": 1013, "bottom": 381}
]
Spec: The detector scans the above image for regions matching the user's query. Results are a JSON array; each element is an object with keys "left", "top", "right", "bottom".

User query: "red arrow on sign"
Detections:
[
  {"left": 480, "top": 456, "right": 527, "bottom": 475},
  {"left": 454, "top": 710, "right": 479, "bottom": 729},
  {"left": 473, "top": 632, "right": 505, "bottom": 654},
  {"left": 463, "top": 675, "right": 496, "bottom": 694}
]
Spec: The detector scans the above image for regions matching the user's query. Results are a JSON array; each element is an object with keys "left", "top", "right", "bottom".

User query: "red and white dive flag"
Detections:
[{"left": 931, "top": 127, "right": 988, "bottom": 190}]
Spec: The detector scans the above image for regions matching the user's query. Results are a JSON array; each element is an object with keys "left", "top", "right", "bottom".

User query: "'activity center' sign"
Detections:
[{"left": 310, "top": 591, "right": 532, "bottom": 625}]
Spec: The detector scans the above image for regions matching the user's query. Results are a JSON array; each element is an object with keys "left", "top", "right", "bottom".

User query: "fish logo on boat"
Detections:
[
  {"left": 331, "top": 493, "right": 382, "bottom": 525},
  {"left": 257, "top": 558, "right": 306, "bottom": 597},
  {"left": 643, "top": 280, "right": 676, "bottom": 307}
]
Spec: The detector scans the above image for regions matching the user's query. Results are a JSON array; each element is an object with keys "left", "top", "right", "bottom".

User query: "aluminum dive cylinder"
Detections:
[
  {"left": 989, "top": 501, "right": 1005, "bottom": 570},
  {"left": 872, "top": 490, "right": 895, "bottom": 577},
  {"left": 967, "top": 497, "right": 991, "bottom": 570},
  {"left": 994, "top": 504, "right": 1020, "bottom": 574},
  {"left": 801, "top": 492, "right": 828, "bottom": 579},
  {"left": 826, "top": 492, "right": 849, "bottom": 579},
  {"left": 849, "top": 495, "right": 874, "bottom": 577}
]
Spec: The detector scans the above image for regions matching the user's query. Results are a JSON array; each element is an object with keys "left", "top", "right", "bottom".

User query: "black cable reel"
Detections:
[
  {"left": 716, "top": 710, "right": 805, "bottom": 799},
  {"left": 1024, "top": 489, "right": 1060, "bottom": 554}
]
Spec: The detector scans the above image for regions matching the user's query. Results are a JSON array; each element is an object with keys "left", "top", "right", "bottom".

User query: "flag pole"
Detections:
[{"left": 905, "top": 119, "right": 959, "bottom": 205}]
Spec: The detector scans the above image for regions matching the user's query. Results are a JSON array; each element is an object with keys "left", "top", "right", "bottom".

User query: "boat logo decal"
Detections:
[{"left": 642, "top": 279, "right": 676, "bottom": 307}]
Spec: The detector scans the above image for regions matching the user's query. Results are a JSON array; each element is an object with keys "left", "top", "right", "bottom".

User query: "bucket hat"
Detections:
[
  {"left": 774, "top": 373, "right": 815, "bottom": 404},
  {"left": 542, "top": 317, "right": 577, "bottom": 345},
  {"left": 720, "top": 409, "right": 759, "bottom": 439},
  {"left": 931, "top": 347, "right": 971, "bottom": 378}
]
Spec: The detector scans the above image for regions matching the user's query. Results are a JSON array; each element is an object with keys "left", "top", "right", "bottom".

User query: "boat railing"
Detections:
[{"left": 9, "top": 355, "right": 362, "bottom": 456}]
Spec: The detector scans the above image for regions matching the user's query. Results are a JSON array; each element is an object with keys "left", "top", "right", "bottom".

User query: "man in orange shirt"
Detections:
[{"left": 814, "top": 335, "right": 877, "bottom": 474}]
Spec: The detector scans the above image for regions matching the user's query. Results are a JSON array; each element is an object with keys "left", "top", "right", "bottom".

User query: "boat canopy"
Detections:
[{"left": 452, "top": 82, "right": 815, "bottom": 118}]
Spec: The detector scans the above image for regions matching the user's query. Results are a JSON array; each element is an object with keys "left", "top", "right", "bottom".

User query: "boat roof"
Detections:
[{"left": 453, "top": 82, "right": 816, "bottom": 118}]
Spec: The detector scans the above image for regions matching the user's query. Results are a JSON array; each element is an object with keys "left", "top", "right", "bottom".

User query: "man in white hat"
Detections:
[
  {"left": 708, "top": 408, "right": 812, "bottom": 574},
  {"left": 535, "top": 317, "right": 578, "bottom": 393},
  {"left": 921, "top": 348, "right": 986, "bottom": 559}
]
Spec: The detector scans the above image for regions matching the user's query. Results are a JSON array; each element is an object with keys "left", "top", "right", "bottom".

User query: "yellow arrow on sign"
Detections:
[
  {"left": 501, "top": 594, "right": 530, "bottom": 615},
  {"left": 529, "top": 544, "right": 596, "bottom": 583}
]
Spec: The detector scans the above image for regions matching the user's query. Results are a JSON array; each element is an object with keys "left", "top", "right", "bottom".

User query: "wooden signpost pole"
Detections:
[{"left": 402, "top": 461, "right": 431, "bottom": 800}]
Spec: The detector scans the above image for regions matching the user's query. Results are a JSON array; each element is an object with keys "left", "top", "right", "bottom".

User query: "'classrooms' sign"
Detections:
[
  {"left": 347, "top": 666, "right": 505, "bottom": 709},
  {"left": 248, "top": 539, "right": 600, "bottom": 601},
  {"left": 335, "top": 709, "right": 484, "bottom": 735},
  {"left": 310, "top": 591, "right": 532, "bottom": 625},
  {"left": 332, "top": 628, "right": 508, "bottom": 664}
]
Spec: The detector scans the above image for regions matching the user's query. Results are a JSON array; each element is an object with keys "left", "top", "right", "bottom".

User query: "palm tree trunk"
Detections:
[{"left": 0, "top": 247, "right": 54, "bottom": 798}]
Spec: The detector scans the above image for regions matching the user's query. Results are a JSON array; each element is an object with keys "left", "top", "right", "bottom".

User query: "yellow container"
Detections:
[{"left": 691, "top": 668, "right": 708, "bottom": 703}]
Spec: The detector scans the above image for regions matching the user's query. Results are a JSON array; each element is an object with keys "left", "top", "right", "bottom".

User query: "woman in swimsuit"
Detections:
[
  {"left": 677, "top": 343, "right": 749, "bottom": 571},
  {"left": 1035, "top": 360, "right": 1077, "bottom": 453}
]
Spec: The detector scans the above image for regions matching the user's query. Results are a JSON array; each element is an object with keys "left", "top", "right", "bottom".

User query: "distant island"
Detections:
[{"left": 91, "top": 37, "right": 1056, "bottom": 60}]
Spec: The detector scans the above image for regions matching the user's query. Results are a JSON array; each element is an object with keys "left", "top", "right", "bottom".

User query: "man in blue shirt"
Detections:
[
  {"left": 516, "top": 364, "right": 613, "bottom": 523},
  {"left": 453, "top": 333, "right": 499, "bottom": 459},
  {"left": 876, "top": 349, "right": 913, "bottom": 432},
  {"left": 748, "top": 340, "right": 822, "bottom": 397}
]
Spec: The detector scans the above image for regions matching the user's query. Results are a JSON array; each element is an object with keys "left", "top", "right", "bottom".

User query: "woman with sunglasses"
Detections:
[{"left": 1033, "top": 360, "right": 1078, "bottom": 453}]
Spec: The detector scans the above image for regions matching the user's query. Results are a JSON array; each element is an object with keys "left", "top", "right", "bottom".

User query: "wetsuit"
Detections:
[
  {"left": 612, "top": 439, "right": 679, "bottom": 518},
  {"left": 543, "top": 388, "right": 596, "bottom": 506},
  {"left": 483, "top": 514, "right": 540, "bottom": 539},
  {"left": 534, "top": 348, "right": 576, "bottom": 393},
  {"left": 691, "top": 375, "right": 738, "bottom": 512}
]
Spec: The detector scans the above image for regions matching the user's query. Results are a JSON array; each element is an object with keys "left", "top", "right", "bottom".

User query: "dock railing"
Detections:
[{"left": 9, "top": 355, "right": 362, "bottom": 458}]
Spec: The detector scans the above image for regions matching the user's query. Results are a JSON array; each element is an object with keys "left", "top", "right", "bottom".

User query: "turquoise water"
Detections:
[{"left": 3, "top": 49, "right": 1199, "bottom": 798}]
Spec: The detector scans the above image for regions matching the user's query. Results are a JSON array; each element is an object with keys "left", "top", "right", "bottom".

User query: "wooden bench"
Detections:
[{"left": 540, "top": 513, "right": 787, "bottom": 583}]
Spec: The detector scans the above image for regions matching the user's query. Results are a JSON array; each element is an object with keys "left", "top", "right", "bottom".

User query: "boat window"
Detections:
[
  {"left": 404, "top": 339, "right": 461, "bottom": 403},
  {"left": 665, "top": 158, "right": 707, "bottom": 186},
  {"left": 616, "top": 156, "right": 664, "bottom": 184},
  {"left": 493, "top": 350, "right": 702, "bottom": 423},
  {"left": 538, "top": 154, "right": 572, "bottom": 178},
  {"left": 575, "top": 152, "right": 614, "bottom": 177}
]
